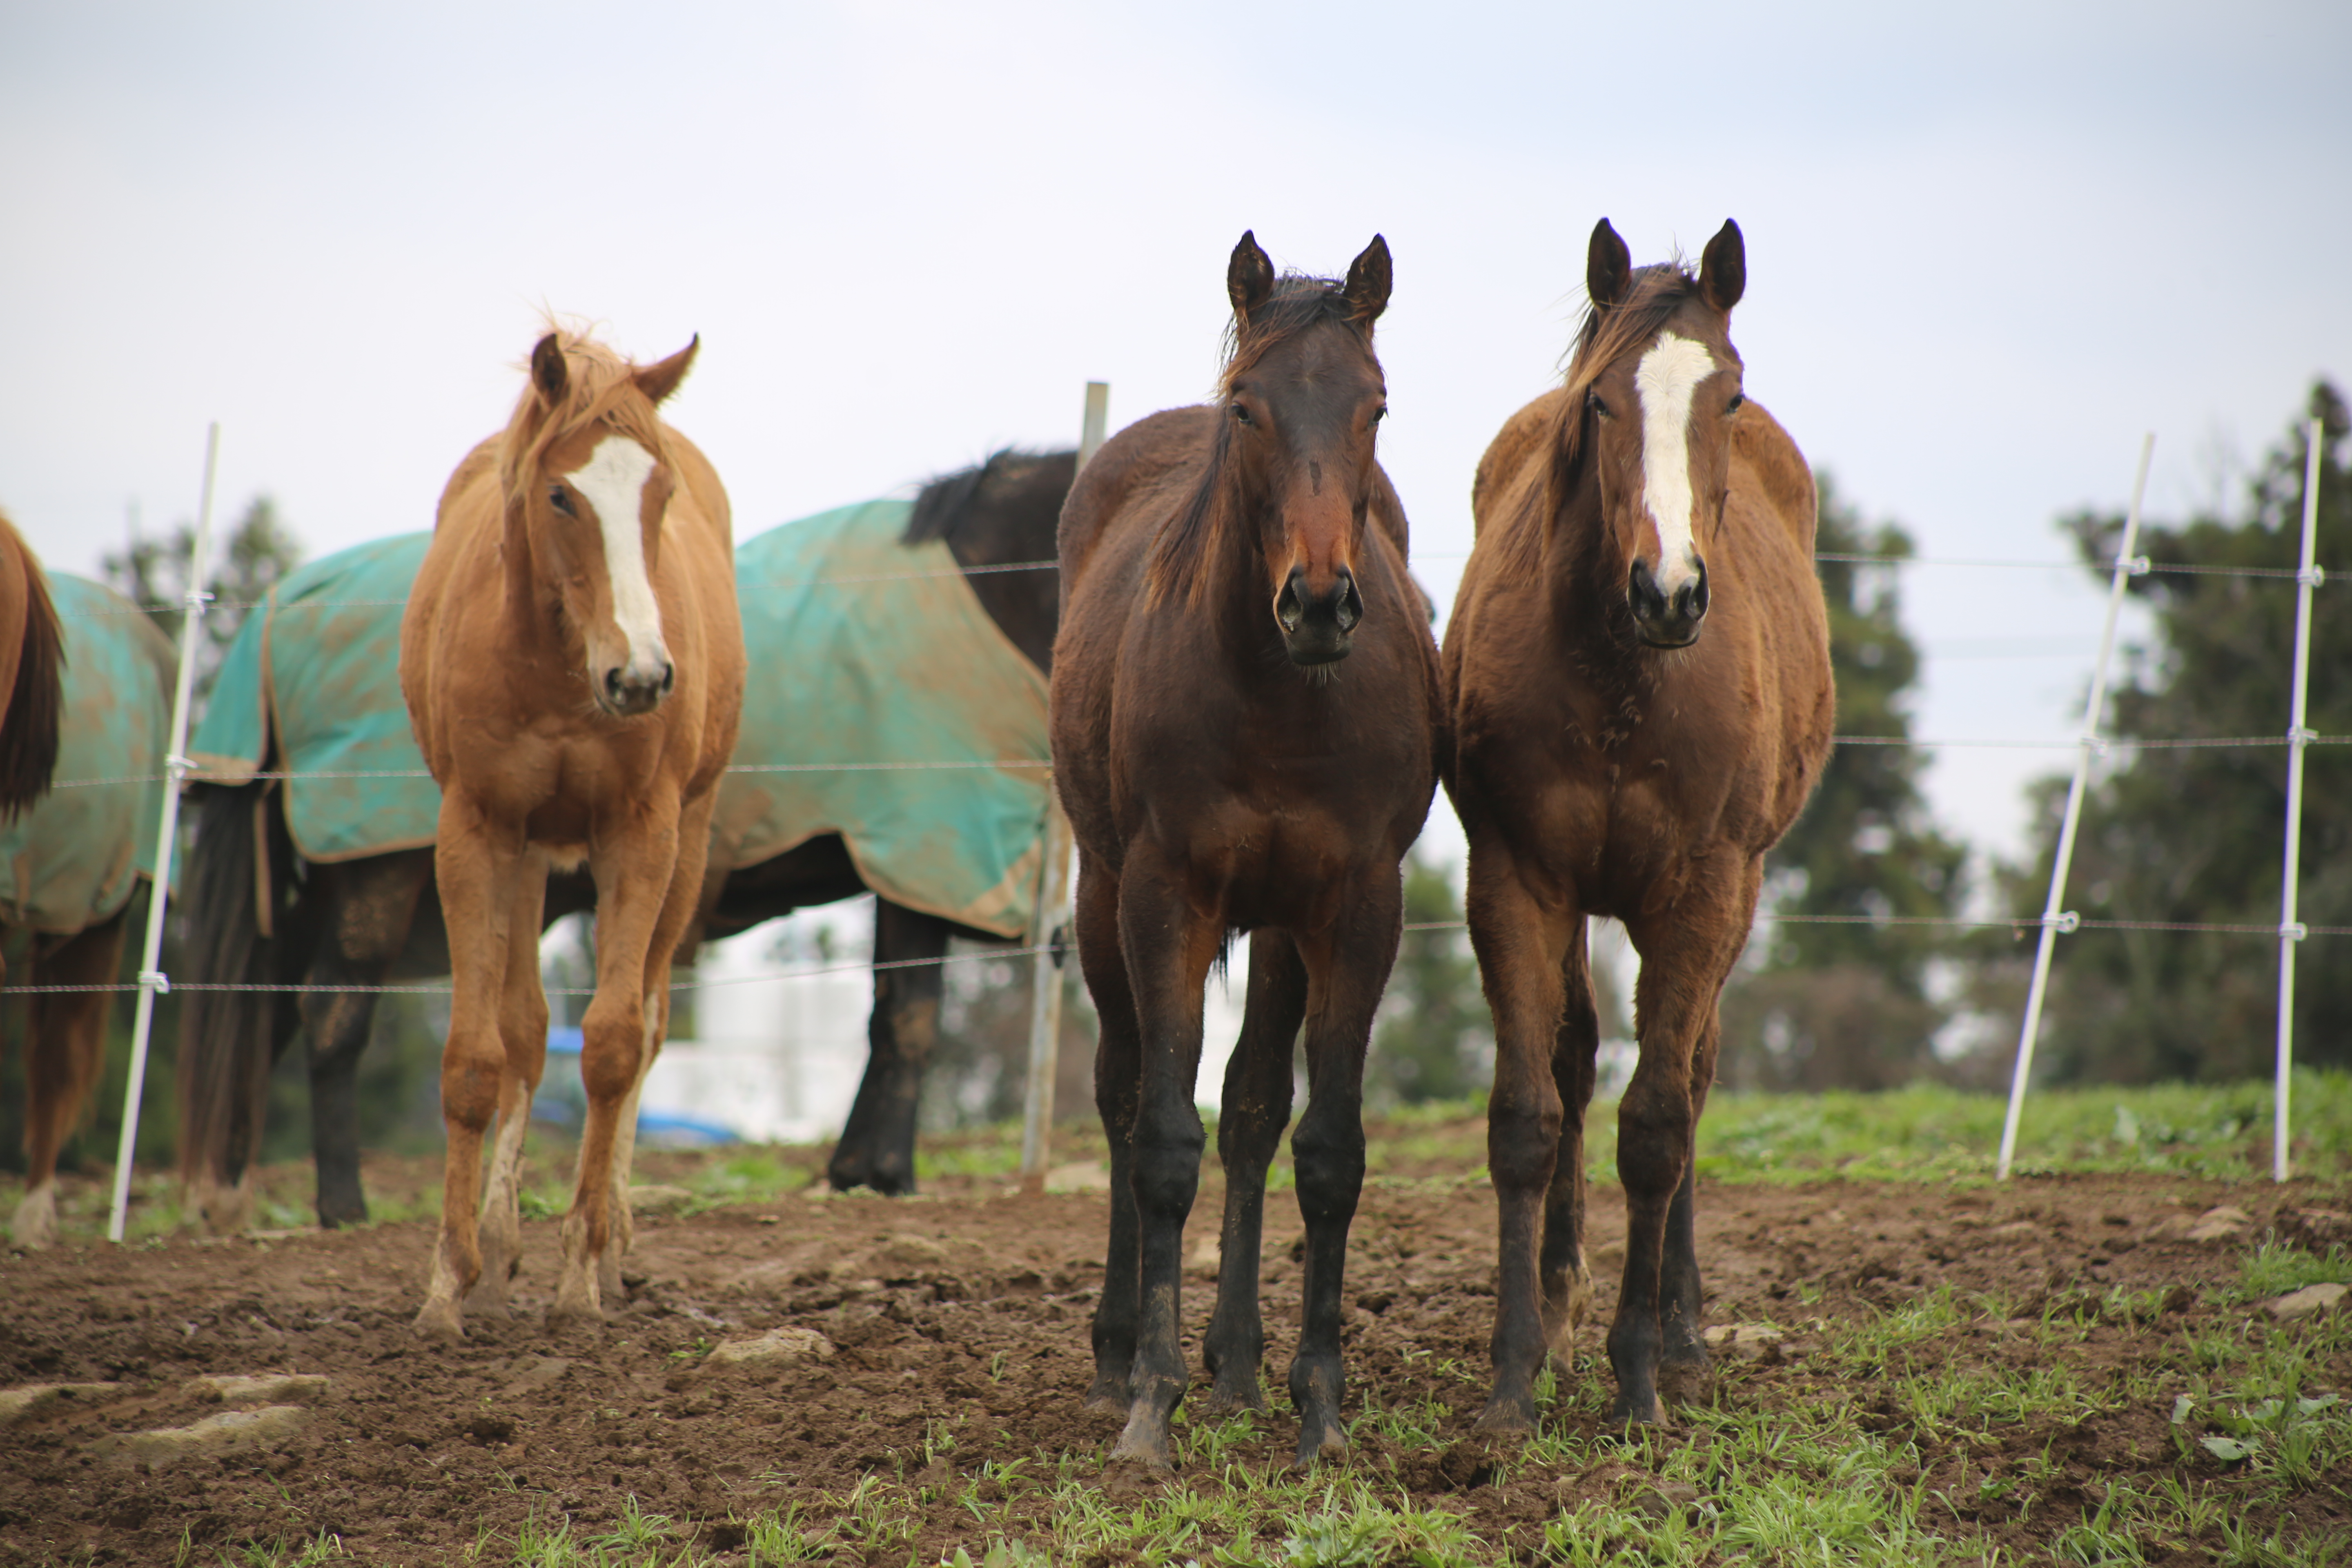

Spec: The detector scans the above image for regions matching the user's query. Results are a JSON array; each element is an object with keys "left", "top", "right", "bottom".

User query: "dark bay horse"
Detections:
[
  {"left": 401, "top": 326, "right": 745, "bottom": 1337},
  {"left": 176, "top": 450, "right": 1072, "bottom": 1231},
  {"left": 1052, "top": 233, "right": 1440, "bottom": 1469},
  {"left": 1441, "top": 220, "right": 1832, "bottom": 1429}
]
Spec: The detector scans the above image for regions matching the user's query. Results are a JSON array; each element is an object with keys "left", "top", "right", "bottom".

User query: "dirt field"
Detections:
[{"left": 3, "top": 1132, "right": 2348, "bottom": 1566}]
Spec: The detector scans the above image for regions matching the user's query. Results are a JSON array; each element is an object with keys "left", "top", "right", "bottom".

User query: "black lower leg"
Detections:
[
  {"left": 303, "top": 975, "right": 383, "bottom": 1227},
  {"left": 1287, "top": 1092, "right": 1364, "bottom": 1463},
  {"left": 1203, "top": 935, "right": 1303, "bottom": 1413},
  {"left": 828, "top": 903, "right": 947, "bottom": 1195}
]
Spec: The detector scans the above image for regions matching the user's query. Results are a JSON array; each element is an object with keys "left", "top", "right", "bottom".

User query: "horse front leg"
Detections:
[
  {"left": 826, "top": 901, "right": 949, "bottom": 1196},
  {"left": 597, "top": 788, "right": 718, "bottom": 1305},
  {"left": 1614, "top": 869, "right": 1749, "bottom": 1423},
  {"left": 1200, "top": 930, "right": 1304, "bottom": 1417},
  {"left": 1108, "top": 852, "right": 1216, "bottom": 1470},
  {"left": 1650, "top": 857, "right": 1758, "bottom": 1409},
  {"left": 1465, "top": 840, "right": 1578, "bottom": 1434},
  {"left": 416, "top": 803, "right": 527, "bottom": 1341},
  {"left": 552, "top": 807, "right": 680, "bottom": 1331},
  {"left": 1074, "top": 855, "right": 1143, "bottom": 1412},
  {"left": 1285, "top": 872, "right": 1401, "bottom": 1468},
  {"left": 1540, "top": 919, "right": 1605, "bottom": 1377},
  {"left": 476, "top": 865, "right": 550, "bottom": 1321}
]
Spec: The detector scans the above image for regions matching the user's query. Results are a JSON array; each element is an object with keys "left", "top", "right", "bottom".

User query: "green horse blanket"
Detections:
[
  {"left": 0, "top": 575, "right": 173, "bottom": 934},
  {"left": 190, "top": 502, "right": 1051, "bottom": 939}
]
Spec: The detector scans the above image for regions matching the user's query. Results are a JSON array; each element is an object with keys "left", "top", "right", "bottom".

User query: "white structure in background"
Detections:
[{"left": 673, "top": 906, "right": 875, "bottom": 1145}]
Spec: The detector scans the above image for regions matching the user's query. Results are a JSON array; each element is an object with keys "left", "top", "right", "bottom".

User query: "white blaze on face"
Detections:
[
  {"left": 565, "top": 434, "right": 669, "bottom": 682},
  {"left": 1633, "top": 332, "right": 1719, "bottom": 596}
]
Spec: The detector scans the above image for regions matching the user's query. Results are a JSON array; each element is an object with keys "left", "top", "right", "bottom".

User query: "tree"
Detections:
[
  {"left": 1996, "top": 383, "right": 2350, "bottom": 1083},
  {"left": 101, "top": 496, "right": 302, "bottom": 714},
  {"left": 1717, "top": 473, "right": 1968, "bottom": 1091},
  {"left": 1366, "top": 851, "right": 1501, "bottom": 1109}
]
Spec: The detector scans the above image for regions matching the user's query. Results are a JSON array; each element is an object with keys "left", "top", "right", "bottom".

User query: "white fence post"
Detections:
[
  {"left": 1019, "top": 382, "right": 1108, "bottom": 1194},
  {"left": 1997, "top": 433, "right": 2154, "bottom": 1180},
  {"left": 107, "top": 422, "right": 220, "bottom": 1242},
  {"left": 2273, "top": 419, "right": 2325, "bottom": 1183}
]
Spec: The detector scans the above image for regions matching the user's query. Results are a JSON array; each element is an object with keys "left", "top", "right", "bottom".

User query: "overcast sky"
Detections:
[{"left": 4, "top": 0, "right": 2345, "bottom": 873}]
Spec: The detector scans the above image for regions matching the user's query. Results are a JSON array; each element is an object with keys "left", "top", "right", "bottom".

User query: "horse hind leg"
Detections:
[
  {"left": 1199, "top": 929, "right": 1303, "bottom": 1417},
  {"left": 11, "top": 915, "right": 128, "bottom": 1248},
  {"left": 825, "top": 901, "right": 949, "bottom": 1196},
  {"left": 302, "top": 854, "right": 430, "bottom": 1228}
]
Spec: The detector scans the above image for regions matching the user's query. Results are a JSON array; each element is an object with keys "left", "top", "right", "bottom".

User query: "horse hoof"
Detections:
[
  {"left": 1109, "top": 1419, "right": 1174, "bottom": 1472},
  {"left": 1198, "top": 1379, "right": 1265, "bottom": 1419},
  {"left": 1290, "top": 1421, "right": 1347, "bottom": 1470},
  {"left": 1472, "top": 1394, "right": 1535, "bottom": 1436},
  {"left": 412, "top": 1303, "right": 466, "bottom": 1342},
  {"left": 1607, "top": 1390, "right": 1665, "bottom": 1428},
  {"left": 1656, "top": 1359, "right": 1717, "bottom": 1410}
]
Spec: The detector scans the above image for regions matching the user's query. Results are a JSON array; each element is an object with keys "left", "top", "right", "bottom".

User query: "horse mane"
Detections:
[
  {"left": 1148, "top": 275, "right": 1374, "bottom": 606},
  {"left": 0, "top": 513, "right": 64, "bottom": 820},
  {"left": 904, "top": 448, "right": 1065, "bottom": 547},
  {"left": 494, "top": 321, "right": 674, "bottom": 503},
  {"left": 1490, "top": 261, "right": 1704, "bottom": 579}
]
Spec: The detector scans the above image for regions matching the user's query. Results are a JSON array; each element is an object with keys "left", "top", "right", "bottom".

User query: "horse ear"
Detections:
[
  {"left": 530, "top": 333, "right": 568, "bottom": 405},
  {"left": 1228, "top": 231, "right": 1276, "bottom": 324},
  {"left": 1586, "top": 219, "right": 1632, "bottom": 312},
  {"left": 1699, "top": 220, "right": 1745, "bottom": 313},
  {"left": 634, "top": 335, "right": 700, "bottom": 406},
  {"left": 1343, "top": 235, "right": 1392, "bottom": 325}
]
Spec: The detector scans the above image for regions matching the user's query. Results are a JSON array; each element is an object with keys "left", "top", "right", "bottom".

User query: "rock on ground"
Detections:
[
  {"left": 93, "top": 1406, "right": 308, "bottom": 1466},
  {"left": 704, "top": 1327, "right": 837, "bottom": 1368}
]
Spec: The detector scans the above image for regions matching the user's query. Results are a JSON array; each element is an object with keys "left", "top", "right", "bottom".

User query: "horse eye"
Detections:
[
  {"left": 1726, "top": 392, "right": 1745, "bottom": 414},
  {"left": 548, "top": 486, "right": 574, "bottom": 515},
  {"left": 1230, "top": 403, "right": 1252, "bottom": 425},
  {"left": 1371, "top": 405, "right": 1389, "bottom": 425},
  {"left": 1588, "top": 392, "right": 1613, "bottom": 419}
]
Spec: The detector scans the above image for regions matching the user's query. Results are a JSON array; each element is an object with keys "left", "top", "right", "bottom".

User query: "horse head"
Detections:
[
  {"left": 508, "top": 330, "right": 699, "bottom": 716},
  {"left": 1221, "top": 232, "right": 1392, "bottom": 667},
  {"left": 1573, "top": 218, "right": 1746, "bottom": 650}
]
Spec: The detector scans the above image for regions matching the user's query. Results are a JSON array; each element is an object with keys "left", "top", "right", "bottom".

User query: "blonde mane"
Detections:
[{"left": 495, "top": 323, "right": 673, "bottom": 501}]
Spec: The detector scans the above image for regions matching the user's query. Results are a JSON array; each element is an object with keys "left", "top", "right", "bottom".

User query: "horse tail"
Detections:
[
  {"left": 0, "top": 521, "right": 65, "bottom": 820},
  {"left": 175, "top": 779, "right": 292, "bottom": 1226}
]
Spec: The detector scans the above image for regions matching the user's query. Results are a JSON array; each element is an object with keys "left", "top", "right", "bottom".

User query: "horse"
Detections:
[
  {"left": 174, "top": 450, "right": 1071, "bottom": 1234},
  {"left": 1440, "top": 219, "right": 1833, "bottom": 1429},
  {"left": 1, "top": 564, "right": 172, "bottom": 1247},
  {"left": 1051, "top": 233, "right": 1441, "bottom": 1469},
  {"left": 0, "top": 513, "right": 65, "bottom": 822},
  {"left": 400, "top": 326, "right": 744, "bottom": 1338}
]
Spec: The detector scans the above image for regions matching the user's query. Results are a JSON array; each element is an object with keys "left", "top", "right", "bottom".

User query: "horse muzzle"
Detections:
[
  {"left": 596, "top": 658, "right": 676, "bottom": 717},
  {"left": 1275, "top": 564, "right": 1363, "bottom": 667},
  {"left": 1627, "top": 556, "right": 1708, "bottom": 649}
]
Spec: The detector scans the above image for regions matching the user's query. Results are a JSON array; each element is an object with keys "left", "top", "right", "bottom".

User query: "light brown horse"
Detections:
[
  {"left": 1053, "top": 234, "right": 1441, "bottom": 1469},
  {"left": 401, "top": 327, "right": 744, "bottom": 1338},
  {"left": 0, "top": 512, "right": 64, "bottom": 822},
  {"left": 1442, "top": 220, "right": 1832, "bottom": 1429}
]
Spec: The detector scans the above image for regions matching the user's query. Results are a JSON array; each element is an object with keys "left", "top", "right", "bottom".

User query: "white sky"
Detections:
[{"left": 4, "top": 0, "right": 2346, "bottom": 872}]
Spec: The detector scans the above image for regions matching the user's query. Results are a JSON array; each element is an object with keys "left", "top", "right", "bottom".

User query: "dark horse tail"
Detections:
[
  {"left": 0, "top": 517, "right": 65, "bottom": 820},
  {"left": 175, "top": 779, "right": 295, "bottom": 1223}
]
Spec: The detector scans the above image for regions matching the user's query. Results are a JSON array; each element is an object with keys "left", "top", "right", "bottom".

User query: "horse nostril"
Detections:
[
  {"left": 1628, "top": 558, "right": 1666, "bottom": 620},
  {"left": 1683, "top": 564, "right": 1710, "bottom": 622},
  {"left": 659, "top": 662, "right": 676, "bottom": 694},
  {"left": 1275, "top": 569, "right": 1305, "bottom": 635},
  {"left": 1334, "top": 569, "right": 1363, "bottom": 633},
  {"left": 604, "top": 668, "right": 625, "bottom": 699}
]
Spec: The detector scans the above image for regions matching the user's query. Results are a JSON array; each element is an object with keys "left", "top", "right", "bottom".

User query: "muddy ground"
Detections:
[{"left": 2, "top": 1140, "right": 2345, "bottom": 1566}]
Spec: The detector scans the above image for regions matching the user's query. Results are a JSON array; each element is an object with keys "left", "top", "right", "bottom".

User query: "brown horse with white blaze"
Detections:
[
  {"left": 1053, "top": 234, "right": 1441, "bottom": 1469},
  {"left": 401, "top": 327, "right": 744, "bottom": 1339},
  {"left": 1443, "top": 220, "right": 1832, "bottom": 1429}
]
